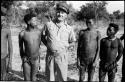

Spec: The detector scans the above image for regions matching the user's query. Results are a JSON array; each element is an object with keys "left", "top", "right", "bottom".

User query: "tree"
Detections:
[
  {"left": 119, "top": 12, "right": 124, "bottom": 19},
  {"left": 76, "top": 1, "right": 109, "bottom": 21},
  {"left": 113, "top": 10, "right": 121, "bottom": 20},
  {"left": 109, "top": 14, "right": 115, "bottom": 23}
]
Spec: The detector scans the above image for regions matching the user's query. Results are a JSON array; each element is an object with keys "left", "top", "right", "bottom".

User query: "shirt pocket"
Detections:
[{"left": 60, "top": 29, "right": 69, "bottom": 40}]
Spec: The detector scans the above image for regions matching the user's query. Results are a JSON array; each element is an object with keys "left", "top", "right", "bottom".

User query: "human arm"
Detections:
[
  {"left": 93, "top": 31, "right": 101, "bottom": 65},
  {"left": 7, "top": 29, "right": 13, "bottom": 70},
  {"left": 120, "top": 34, "right": 124, "bottom": 40},
  {"left": 116, "top": 39, "right": 123, "bottom": 62},
  {"left": 41, "top": 24, "right": 47, "bottom": 46},
  {"left": 68, "top": 27, "right": 77, "bottom": 50},
  {"left": 99, "top": 39, "right": 104, "bottom": 61},
  {"left": 19, "top": 31, "right": 25, "bottom": 59},
  {"left": 77, "top": 31, "right": 82, "bottom": 69}
]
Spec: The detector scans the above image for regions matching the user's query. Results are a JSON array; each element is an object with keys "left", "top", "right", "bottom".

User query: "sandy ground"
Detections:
[{"left": 6, "top": 27, "right": 124, "bottom": 81}]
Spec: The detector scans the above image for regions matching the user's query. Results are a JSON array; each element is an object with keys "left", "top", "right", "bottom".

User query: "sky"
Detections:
[{"left": 67, "top": 1, "right": 124, "bottom": 14}]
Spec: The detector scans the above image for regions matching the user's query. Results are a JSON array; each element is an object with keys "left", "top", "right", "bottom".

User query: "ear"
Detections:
[{"left": 28, "top": 21, "right": 30, "bottom": 24}]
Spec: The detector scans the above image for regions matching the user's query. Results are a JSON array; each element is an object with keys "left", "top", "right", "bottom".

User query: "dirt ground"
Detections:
[{"left": 6, "top": 27, "right": 124, "bottom": 81}]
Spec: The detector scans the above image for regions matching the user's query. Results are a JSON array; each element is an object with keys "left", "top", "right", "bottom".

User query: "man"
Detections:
[
  {"left": 77, "top": 19, "right": 101, "bottom": 81},
  {"left": 41, "top": 2, "right": 76, "bottom": 81},
  {"left": 99, "top": 23, "right": 123, "bottom": 82},
  {"left": 1, "top": 15, "right": 13, "bottom": 80},
  {"left": 19, "top": 13, "right": 43, "bottom": 81},
  {"left": 120, "top": 34, "right": 124, "bottom": 82}
]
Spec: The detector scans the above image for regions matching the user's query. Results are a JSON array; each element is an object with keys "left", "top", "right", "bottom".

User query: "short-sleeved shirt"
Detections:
[{"left": 43, "top": 21, "right": 76, "bottom": 51}]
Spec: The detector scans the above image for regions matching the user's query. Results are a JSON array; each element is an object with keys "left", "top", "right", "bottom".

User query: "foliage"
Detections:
[
  {"left": 75, "top": 1, "right": 109, "bottom": 21},
  {"left": 113, "top": 10, "right": 124, "bottom": 20},
  {"left": 1, "top": 0, "right": 13, "bottom": 10},
  {"left": 1, "top": 1, "right": 124, "bottom": 29}
]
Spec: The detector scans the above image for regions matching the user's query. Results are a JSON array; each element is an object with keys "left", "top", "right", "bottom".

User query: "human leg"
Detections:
[
  {"left": 108, "top": 68, "right": 117, "bottom": 82},
  {"left": 54, "top": 52, "right": 68, "bottom": 81},
  {"left": 79, "top": 65, "right": 86, "bottom": 82},
  {"left": 99, "top": 67, "right": 107, "bottom": 81},
  {"left": 1, "top": 58, "right": 7, "bottom": 80},
  {"left": 88, "top": 64, "right": 95, "bottom": 81},
  {"left": 22, "top": 58, "right": 31, "bottom": 81},
  {"left": 31, "top": 58, "right": 39, "bottom": 81},
  {"left": 122, "top": 61, "right": 125, "bottom": 82},
  {"left": 45, "top": 51, "right": 55, "bottom": 81}
]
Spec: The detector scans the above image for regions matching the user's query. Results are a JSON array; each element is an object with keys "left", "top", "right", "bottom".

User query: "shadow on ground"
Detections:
[
  {"left": 68, "top": 77, "right": 78, "bottom": 82},
  {"left": 7, "top": 70, "right": 47, "bottom": 81},
  {"left": 7, "top": 70, "right": 23, "bottom": 81},
  {"left": 7, "top": 69, "right": 79, "bottom": 81}
]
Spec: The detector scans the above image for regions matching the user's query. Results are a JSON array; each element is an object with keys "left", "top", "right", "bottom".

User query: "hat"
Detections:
[{"left": 56, "top": 3, "right": 69, "bottom": 14}]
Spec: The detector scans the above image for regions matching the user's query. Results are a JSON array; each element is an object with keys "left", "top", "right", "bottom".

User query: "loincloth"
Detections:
[
  {"left": 80, "top": 57, "right": 95, "bottom": 71},
  {"left": 99, "top": 61, "right": 118, "bottom": 72},
  {"left": 22, "top": 56, "right": 39, "bottom": 65}
]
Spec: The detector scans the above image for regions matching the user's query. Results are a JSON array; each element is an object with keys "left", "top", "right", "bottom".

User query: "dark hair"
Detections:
[
  {"left": 109, "top": 23, "right": 119, "bottom": 32},
  {"left": 24, "top": 13, "right": 36, "bottom": 25}
]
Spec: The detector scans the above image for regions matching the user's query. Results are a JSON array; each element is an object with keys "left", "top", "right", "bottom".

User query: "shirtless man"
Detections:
[
  {"left": 1, "top": 15, "right": 13, "bottom": 80},
  {"left": 120, "top": 34, "right": 124, "bottom": 82},
  {"left": 19, "top": 13, "right": 43, "bottom": 81},
  {"left": 99, "top": 23, "right": 123, "bottom": 82},
  {"left": 77, "top": 19, "right": 101, "bottom": 81}
]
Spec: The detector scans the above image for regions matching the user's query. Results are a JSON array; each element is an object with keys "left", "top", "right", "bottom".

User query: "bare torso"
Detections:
[
  {"left": 78, "top": 29, "right": 98, "bottom": 58},
  {"left": 100, "top": 37, "right": 119, "bottom": 63},
  {"left": 20, "top": 29, "right": 42, "bottom": 58}
]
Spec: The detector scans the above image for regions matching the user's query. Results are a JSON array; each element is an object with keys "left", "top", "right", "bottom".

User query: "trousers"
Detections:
[
  {"left": 45, "top": 49, "right": 68, "bottom": 81},
  {"left": 1, "top": 56, "right": 9, "bottom": 81}
]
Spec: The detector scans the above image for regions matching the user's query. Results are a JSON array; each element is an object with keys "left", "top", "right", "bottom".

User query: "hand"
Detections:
[
  {"left": 77, "top": 59, "right": 81, "bottom": 69},
  {"left": 92, "top": 61, "right": 97, "bottom": 67}
]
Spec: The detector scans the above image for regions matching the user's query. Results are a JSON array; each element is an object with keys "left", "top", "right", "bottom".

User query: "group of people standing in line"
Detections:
[{"left": 1, "top": 2, "right": 124, "bottom": 82}]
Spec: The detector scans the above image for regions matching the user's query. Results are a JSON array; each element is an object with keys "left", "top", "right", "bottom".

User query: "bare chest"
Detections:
[
  {"left": 81, "top": 31, "right": 97, "bottom": 42},
  {"left": 104, "top": 39, "right": 118, "bottom": 48},
  {"left": 23, "top": 30, "right": 41, "bottom": 44}
]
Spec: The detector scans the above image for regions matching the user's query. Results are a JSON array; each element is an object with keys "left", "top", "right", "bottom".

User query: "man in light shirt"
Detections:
[
  {"left": 41, "top": 2, "right": 76, "bottom": 81},
  {"left": 1, "top": 13, "right": 13, "bottom": 81}
]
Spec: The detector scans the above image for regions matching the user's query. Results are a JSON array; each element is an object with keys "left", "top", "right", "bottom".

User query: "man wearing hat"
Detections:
[{"left": 41, "top": 2, "right": 76, "bottom": 81}]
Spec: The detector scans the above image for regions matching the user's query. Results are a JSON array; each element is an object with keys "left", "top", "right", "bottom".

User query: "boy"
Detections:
[
  {"left": 99, "top": 23, "right": 123, "bottom": 82},
  {"left": 77, "top": 19, "right": 101, "bottom": 81},
  {"left": 19, "top": 13, "right": 43, "bottom": 81}
]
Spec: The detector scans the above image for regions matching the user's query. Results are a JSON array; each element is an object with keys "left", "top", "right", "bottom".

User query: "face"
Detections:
[
  {"left": 86, "top": 19, "right": 94, "bottom": 29},
  {"left": 107, "top": 26, "right": 116, "bottom": 37},
  {"left": 56, "top": 10, "right": 67, "bottom": 21},
  {"left": 29, "top": 17, "right": 39, "bottom": 26}
]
